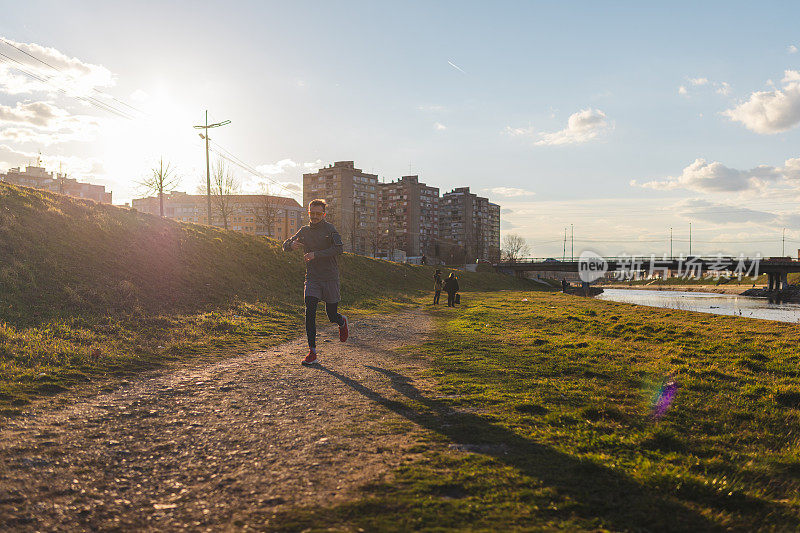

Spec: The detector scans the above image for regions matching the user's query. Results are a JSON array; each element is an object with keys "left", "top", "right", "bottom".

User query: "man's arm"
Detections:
[
  {"left": 283, "top": 228, "right": 304, "bottom": 252},
  {"left": 311, "top": 227, "right": 344, "bottom": 258}
]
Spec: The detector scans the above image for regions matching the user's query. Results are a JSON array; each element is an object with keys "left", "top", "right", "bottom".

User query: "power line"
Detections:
[
  {"left": 0, "top": 37, "right": 145, "bottom": 117},
  {"left": 207, "top": 139, "right": 302, "bottom": 200},
  {"left": 0, "top": 53, "right": 136, "bottom": 121}
]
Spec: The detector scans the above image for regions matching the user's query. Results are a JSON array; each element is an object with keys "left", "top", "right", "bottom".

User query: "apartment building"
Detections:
[
  {"left": 1, "top": 165, "right": 112, "bottom": 204},
  {"left": 378, "top": 175, "right": 439, "bottom": 258},
  {"left": 477, "top": 196, "right": 501, "bottom": 262},
  {"left": 440, "top": 187, "right": 501, "bottom": 263},
  {"left": 303, "top": 161, "right": 378, "bottom": 254},
  {"left": 132, "top": 192, "right": 304, "bottom": 241}
]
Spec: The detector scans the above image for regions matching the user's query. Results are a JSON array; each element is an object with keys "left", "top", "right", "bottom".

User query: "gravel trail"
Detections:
[{"left": 0, "top": 307, "right": 434, "bottom": 531}]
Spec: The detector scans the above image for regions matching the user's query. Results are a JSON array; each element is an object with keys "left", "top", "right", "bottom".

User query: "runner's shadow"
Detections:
[{"left": 315, "top": 364, "right": 784, "bottom": 532}]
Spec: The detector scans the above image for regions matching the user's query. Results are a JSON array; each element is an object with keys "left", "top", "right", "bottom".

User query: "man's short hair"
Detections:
[{"left": 309, "top": 199, "right": 327, "bottom": 211}]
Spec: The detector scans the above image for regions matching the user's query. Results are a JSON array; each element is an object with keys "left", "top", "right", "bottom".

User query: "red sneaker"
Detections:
[
  {"left": 339, "top": 315, "right": 349, "bottom": 342},
  {"left": 301, "top": 350, "right": 318, "bottom": 365}
]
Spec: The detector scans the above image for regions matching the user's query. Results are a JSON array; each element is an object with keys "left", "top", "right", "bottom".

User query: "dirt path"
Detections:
[{"left": 0, "top": 307, "right": 435, "bottom": 531}]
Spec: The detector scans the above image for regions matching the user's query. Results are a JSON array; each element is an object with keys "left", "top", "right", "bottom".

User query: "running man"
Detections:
[{"left": 283, "top": 199, "right": 348, "bottom": 365}]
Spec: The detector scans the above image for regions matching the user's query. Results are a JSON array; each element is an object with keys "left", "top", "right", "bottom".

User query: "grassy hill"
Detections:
[{"left": 0, "top": 184, "right": 535, "bottom": 408}]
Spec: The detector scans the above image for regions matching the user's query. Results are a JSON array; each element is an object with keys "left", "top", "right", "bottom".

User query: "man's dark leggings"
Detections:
[
  {"left": 305, "top": 296, "right": 344, "bottom": 350},
  {"left": 434, "top": 290, "right": 441, "bottom": 304}
]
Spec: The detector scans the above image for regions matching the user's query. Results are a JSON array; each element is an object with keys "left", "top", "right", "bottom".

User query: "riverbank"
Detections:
[
  {"left": 600, "top": 283, "right": 755, "bottom": 295},
  {"left": 271, "top": 291, "right": 800, "bottom": 530}
]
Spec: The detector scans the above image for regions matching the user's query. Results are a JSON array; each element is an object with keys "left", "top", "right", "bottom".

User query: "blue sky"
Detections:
[{"left": 2, "top": 1, "right": 800, "bottom": 256}]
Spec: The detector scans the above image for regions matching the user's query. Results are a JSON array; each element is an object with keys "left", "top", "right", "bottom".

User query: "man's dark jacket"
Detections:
[
  {"left": 283, "top": 220, "right": 343, "bottom": 281},
  {"left": 443, "top": 277, "right": 459, "bottom": 294}
]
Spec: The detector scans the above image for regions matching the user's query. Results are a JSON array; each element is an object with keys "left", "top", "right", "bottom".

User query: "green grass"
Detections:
[
  {"left": 270, "top": 291, "right": 800, "bottom": 531},
  {"left": 0, "top": 184, "right": 535, "bottom": 408}
]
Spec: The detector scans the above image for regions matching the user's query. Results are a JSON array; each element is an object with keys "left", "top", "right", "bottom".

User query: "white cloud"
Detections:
[
  {"left": 678, "top": 77, "right": 731, "bottom": 98},
  {"left": 255, "top": 158, "right": 298, "bottom": 175},
  {"left": 417, "top": 104, "right": 445, "bottom": 112},
  {"left": 0, "top": 101, "right": 64, "bottom": 127},
  {"left": 672, "top": 198, "right": 777, "bottom": 224},
  {"left": 500, "top": 219, "right": 518, "bottom": 230},
  {"left": 633, "top": 157, "right": 800, "bottom": 193},
  {"left": 483, "top": 186, "right": 536, "bottom": 198},
  {"left": 434, "top": 122, "right": 447, "bottom": 130},
  {"left": 0, "top": 37, "right": 115, "bottom": 97},
  {"left": 241, "top": 178, "right": 301, "bottom": 196},
  {"left": 535, "top": 108, "right": 611, "bottom": 146},
  {"left": 783, "top": 70, "right": 800, "bottom": 83},
  {"left": 723, "top": 70, "right": 800, "bottom": 133},
  {"left": 789, "top": 45, "right": 798, "bottom": 54},
  {"left": 503, "top": 125, "right": 535, "bottom": 137},
  {"left": 240, "top": 157, "right": 325, "bottom": 199},
  {"left": 715, "top": 81, "right": 731, "bottom": 96},
  {"left": 0, "top": 101, "right": 101, "bottom": 145},
  {"left": 0, "top": 126, "right": 95, "bottom": 145},
  {"left": 0, "top": 143, "right": 37, "bottom": 171}
]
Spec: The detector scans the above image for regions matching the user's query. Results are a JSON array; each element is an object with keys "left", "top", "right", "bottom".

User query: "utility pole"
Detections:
[
  {"left": 689, "top": 222, "right": 692, "bottom": 256},
  {"left": 670, "top": 227, "right": 673, "bottom": 258},
  {"left": 193, "top": 110, "right": 230, "bottom": 226},
  {"left": 782, "top": 227, "right": 786, "bottom": 256},
  {"left": 570, "top": 224, "right": 574, "bottom": 261},
  {"left": 563, "top": 227, "right": 566, "bottom": 261}
]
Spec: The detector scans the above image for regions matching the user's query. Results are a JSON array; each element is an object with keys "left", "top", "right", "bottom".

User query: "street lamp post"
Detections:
[{"left": 193, "top": 110, "right": 230, "bottom": 226}]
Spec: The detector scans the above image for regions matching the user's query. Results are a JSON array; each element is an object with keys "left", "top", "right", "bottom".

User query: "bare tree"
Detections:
[
  {"left": 367, "top": 213, "right": 385, "bottom": 258},
  {"left": 138, "top": 158, "right": 179, "bottom": 217},
  {"left": 251, "top": 183, "right": 281, "bottom": 238},
  {"left": 199, "top": 159, "right": 240, "bottom": 229},
  {"left": 501, "top": 233, "right": 530, "bottom": 263}
]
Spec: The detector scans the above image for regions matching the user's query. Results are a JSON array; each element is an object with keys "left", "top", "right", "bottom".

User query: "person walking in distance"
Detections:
[
  {"left": 433, "top": 269, "right": 443, "bottom": 305},
  {"left": 283, "top": 199, "right": 348, "bottom": 365},
  {"left": 443, "top": 272, "right": 460, "bottom": 307}
]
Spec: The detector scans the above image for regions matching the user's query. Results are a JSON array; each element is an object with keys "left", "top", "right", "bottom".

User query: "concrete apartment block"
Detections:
[
  {"left": 132, "top": 192, "right": 304, "bottom": 241},
  {"left": 378, "top": 175, "right": 439, "bottom": 258},
  {"left": 1, "top": 165, "right": 112, "bottom": 204},
  {"left": 440, "top": 187, "right": 500, "bottom": 263},
  {"left": 303, "top": 161, "right": 378, "bottom": 254}
]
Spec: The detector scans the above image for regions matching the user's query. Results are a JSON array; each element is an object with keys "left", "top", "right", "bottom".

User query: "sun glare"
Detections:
[{"left": 99, "top": 89, "right": 203, "bottom": 201}]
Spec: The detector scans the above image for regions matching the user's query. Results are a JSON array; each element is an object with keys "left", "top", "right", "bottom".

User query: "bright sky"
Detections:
[{"left": 2, "top": 1, "right": 800, "bottom": 257}]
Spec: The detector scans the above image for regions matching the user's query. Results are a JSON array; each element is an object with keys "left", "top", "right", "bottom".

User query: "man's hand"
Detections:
[
  {"left": 291, "top": 240, "right": 304, "bottom": 251},
  {"left": 304, "top": 252, "right": 315, "bottom": 262}
]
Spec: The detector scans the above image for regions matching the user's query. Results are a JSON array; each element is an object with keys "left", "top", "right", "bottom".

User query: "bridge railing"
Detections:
[{"left": 502, "top": 255, "right": 787, "bottom": 264}]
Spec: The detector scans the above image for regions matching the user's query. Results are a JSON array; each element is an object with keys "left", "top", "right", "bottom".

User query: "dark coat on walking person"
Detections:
[{"left": 443, "top": 273, "right": 459, "bottom": 306}]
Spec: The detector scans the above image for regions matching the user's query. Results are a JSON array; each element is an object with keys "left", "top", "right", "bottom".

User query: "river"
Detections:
[{"left": 595, "top": 288, "right": 800, "bottom": 323}]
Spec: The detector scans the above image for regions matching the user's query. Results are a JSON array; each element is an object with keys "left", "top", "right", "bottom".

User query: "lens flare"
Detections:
[{"left": 650, "top": 378, "right": 679, "bottom": 419}]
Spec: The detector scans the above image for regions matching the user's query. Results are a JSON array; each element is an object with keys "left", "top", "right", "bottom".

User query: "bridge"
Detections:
[{"left": 494, "top": 256, "right": 800, "bottom": 291}]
